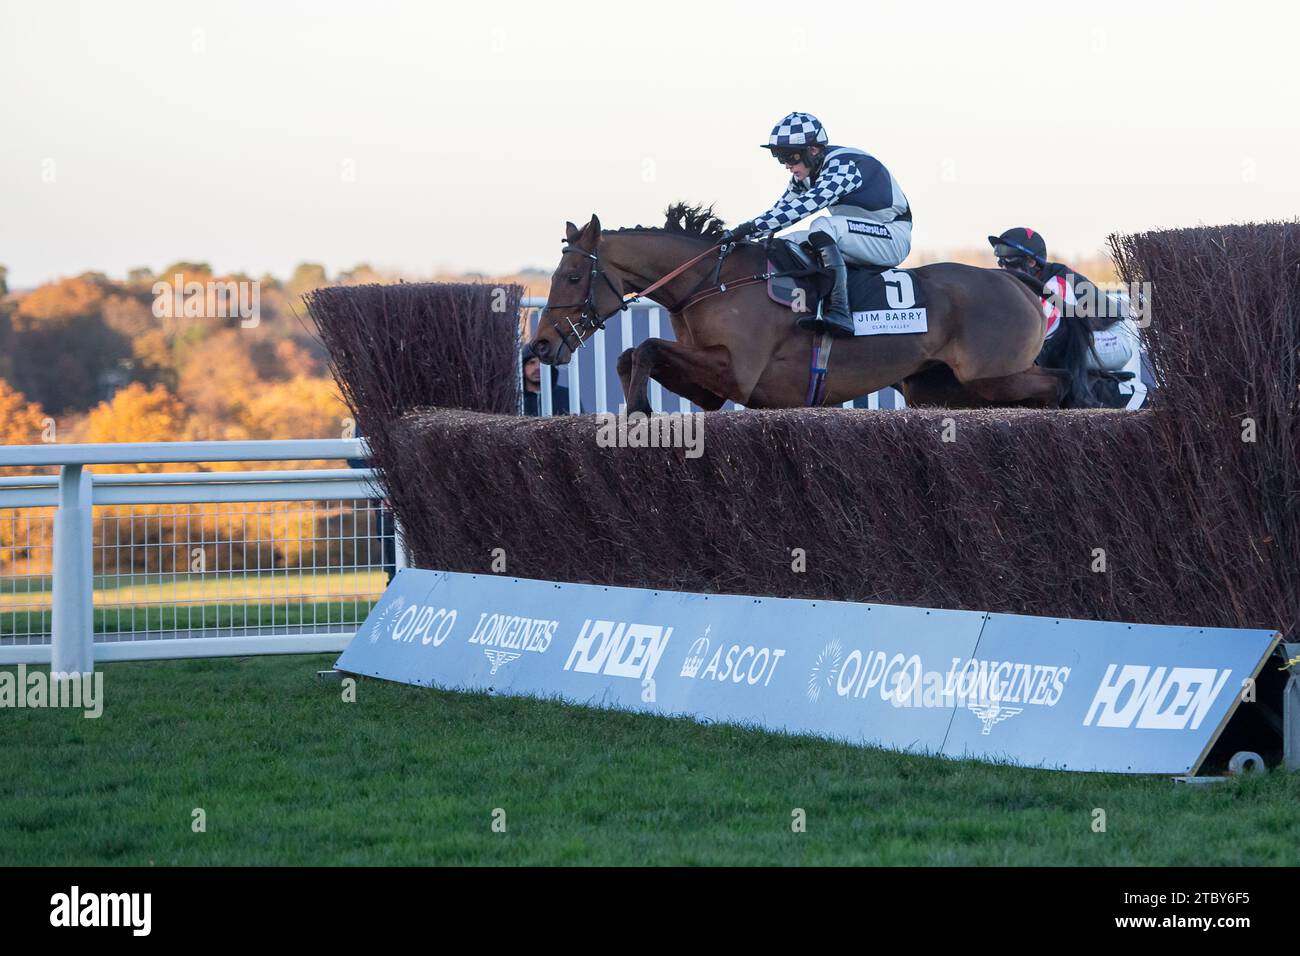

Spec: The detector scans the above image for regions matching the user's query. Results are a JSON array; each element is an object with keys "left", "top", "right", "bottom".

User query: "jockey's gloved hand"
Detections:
[{"left": 718, "top": 221, "right": 757, "bottom": 245}]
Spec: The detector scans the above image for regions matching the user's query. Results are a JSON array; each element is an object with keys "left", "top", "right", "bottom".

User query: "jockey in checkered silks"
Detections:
[{"left": 718, "top": 112, "right": 913, "bottom": 336}]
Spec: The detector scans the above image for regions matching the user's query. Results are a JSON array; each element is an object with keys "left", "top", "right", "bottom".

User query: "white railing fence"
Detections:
[{"left": 0, "top": 440, "right": 404, "bottom": 671}]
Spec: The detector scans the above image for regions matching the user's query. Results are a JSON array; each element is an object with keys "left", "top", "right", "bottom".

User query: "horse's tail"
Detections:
[{"left": 1053, "top": 310, "right": 1104, "bottom": 408}]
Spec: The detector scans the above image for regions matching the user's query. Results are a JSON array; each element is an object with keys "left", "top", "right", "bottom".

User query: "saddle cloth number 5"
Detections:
[{"left": 882, "top": 270, "right": 916, "bottom": 310}]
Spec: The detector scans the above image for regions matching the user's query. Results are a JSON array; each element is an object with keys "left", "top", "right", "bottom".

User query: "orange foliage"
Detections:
[
  {"left": 83, "top": 383, "right": 189, "bottom": 462},
  {"left": 176, "top": 329, "right": 261, "bottom": 421},
  {"left": 272, "top": 339, "right": 321, "bottom": 379},
  {"left": 131, "top": 328, "right": 175, "bottom": 373},
  {"left": 239, "top": 376, "right": 349, "bottom": 440},
  {"left": 0, "top": 379, "right": 49, "bottom": 446},
  {"left": 14, "top": 275, "right": 106, "bottom": 324},
  {"left": 0, "top": 377, "right": 50, "bottom": 569}
]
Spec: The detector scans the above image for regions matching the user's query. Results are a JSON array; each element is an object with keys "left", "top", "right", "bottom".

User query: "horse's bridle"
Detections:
[
  {"left": 543, "top": 239, "right": 733, "bottom": 356},
  {"left": 544, "top": 243, "right": 630, "bottom": 357}
]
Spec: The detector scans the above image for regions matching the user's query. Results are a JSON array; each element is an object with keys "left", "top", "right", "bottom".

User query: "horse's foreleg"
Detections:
[
  {"left": 617, "top": 347, "right": 636, "bottom": 404},
  {"left": 620, "top": 346, "right": 661, "bottom": 413},
  {"left": 623, "top": 338, "right": 736, "bottom": 413}
]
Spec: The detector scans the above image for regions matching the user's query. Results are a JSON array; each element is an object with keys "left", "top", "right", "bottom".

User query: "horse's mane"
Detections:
[{"left": 607, "top": 202, "right": 728, "bottom": 239}]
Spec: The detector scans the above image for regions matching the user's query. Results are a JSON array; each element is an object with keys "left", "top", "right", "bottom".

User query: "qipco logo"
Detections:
[{"left": 391, "top": 604, "right": 457, "bottom": 647}]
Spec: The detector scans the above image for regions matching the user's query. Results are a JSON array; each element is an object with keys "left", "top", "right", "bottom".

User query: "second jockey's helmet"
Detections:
[
  {"left": 987, "top": 227, "right": 1048, "bottom": 266},
  {"left": 762, "top": 112, "right": 828, "bottom": 150}
]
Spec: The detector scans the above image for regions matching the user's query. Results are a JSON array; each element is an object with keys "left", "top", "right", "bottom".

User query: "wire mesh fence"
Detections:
[
  {"left": 0, "top": 507, "right": 55, "bottom": 646},
  {"left": 0, "top": 498, "right": 396, "bottom": 647}
]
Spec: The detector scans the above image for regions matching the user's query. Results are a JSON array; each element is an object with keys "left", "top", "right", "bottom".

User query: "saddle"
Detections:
[
  {"left": 765, "top": 238, "right": 927, "bottom": 320},
  {"left": 757, "top": 238, "right": 931, "bottom": 406}
]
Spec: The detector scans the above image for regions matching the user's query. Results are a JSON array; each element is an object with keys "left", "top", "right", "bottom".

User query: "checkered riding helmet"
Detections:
[{"left": 762, "top": 112, "right": 829, "bottom": 150}]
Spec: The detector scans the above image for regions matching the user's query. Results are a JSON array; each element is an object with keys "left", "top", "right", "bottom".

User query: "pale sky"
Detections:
[{"left": 2, "top": 0, "right": 1296, "bottom": 287}]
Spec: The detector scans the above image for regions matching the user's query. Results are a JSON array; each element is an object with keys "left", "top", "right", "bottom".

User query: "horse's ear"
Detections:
[
  {"left": 574, "top": 214, "right": 601, "bottom": 251},
  {"left": 565, "top": 220, "right": 580, "bottom": 242}
]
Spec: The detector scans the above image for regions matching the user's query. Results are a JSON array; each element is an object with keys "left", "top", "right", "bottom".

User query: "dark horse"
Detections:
[{"left": 531, "top": 203, "right": 1067, "bottom": 412}]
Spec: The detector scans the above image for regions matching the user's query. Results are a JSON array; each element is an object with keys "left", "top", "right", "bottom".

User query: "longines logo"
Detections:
[
  {"left": 467, "top": 610, "right": 558, "bottom": 675},
  {"left": 968, "top": 700, "right": 1023, "bottom": 734},
  {"left": 483, "top": 649, "right": 521, "bottom": 675},
  {"left": 467, "top": 611, "right": 557, "bottom": 654},
  {"left": 940, "top": 657, "right": 1069, "bottom": 734}
]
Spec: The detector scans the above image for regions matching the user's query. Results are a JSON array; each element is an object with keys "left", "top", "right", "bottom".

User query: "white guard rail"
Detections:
[{"left": 0, "top": 439, "right": 404, "bottom": 672}]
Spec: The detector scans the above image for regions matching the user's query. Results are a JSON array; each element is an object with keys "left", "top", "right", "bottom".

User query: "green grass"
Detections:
[
  {"left": 1, "top": 656, "right": 1297, "bottom": 865},
  {"left": 0, "top": 600, "right": 376, "bottom": 636}
]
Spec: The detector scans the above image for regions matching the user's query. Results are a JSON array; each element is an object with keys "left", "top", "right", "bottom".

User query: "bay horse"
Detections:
[{"left": 530, "top": 203, "right": 1066, "bottom": 412}]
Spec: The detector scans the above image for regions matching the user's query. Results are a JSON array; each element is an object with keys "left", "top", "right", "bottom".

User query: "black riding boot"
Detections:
[{"left": 798, "top": 235, "right": 855, "bottom": 337}]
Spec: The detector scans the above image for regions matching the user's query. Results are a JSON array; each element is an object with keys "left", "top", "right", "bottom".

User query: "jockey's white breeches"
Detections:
[{"left": 783, "top": 213, "right": 912, "bottom": 269}]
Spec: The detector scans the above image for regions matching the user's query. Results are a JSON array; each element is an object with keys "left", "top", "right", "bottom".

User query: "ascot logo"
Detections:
[
  {"left": 680, "top": 628, "right": 712, "bottom": 678},
  {"left": 685, "top": 638, "right": 787, "bottom": 687}
]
